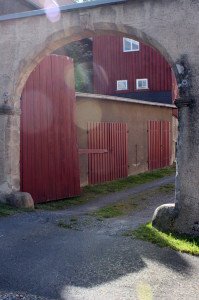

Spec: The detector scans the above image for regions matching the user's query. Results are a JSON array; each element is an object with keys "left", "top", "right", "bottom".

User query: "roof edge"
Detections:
[
  {"left": 0, "top": 0, "right": 128, "bottom": 22},
  {"left": 76, "top": 92, "right": 177, "bottom": 108}
]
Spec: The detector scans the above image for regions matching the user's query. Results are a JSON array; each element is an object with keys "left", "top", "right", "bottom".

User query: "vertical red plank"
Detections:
[
  {"left": 106, "top": 122, "right": 109, "bottom": 182},
  {"left": 92, "top": 122, "right": 95, "bottom": 184},
  {"left": 115, "top": 123, "right": 118, "bottom": 179},
  {"left": 89, "top": 122, "right": 93, "bottom": 184},
  {"left": 111, "top": 123, "right": 115, "bottom": 180},
  {"left": 28, "top": 72, "right": 35, "bottom": 198},
  {"left": 33, "top": 62, "right": 42, "bottom": 202},
  {"left": 117, "top": 123, "right": 120, "bottom": 179},
  {"left": 97, "top": 123, "right": 100, "bottom": 183},
  {"left": 89, "top": 123, "right": 94, "bottom": 184},
  {"left": 125, "top": 124, "right": 128, "bottom": 176},
  {"left": 90, "top": 122, "right": 93, "bottom": 184},
  {"left": 40, "top": 57, "right": 50, "bottom": 201},
  {"left": 46, "top": 56, "right": 56, "bottom": 200},
  {"left": 117, "top": 123, "right": 120, "bottom": 178},
  {"left": 121, "top": 124, "right": 124, "bottom": 177},
  {"left": 123, "top": 124, "right": 126, "bottom": 176},
  {"left": 93, "top": 123, "right": 97, "bottom": 184},
  {"left": 88, "top": 122, "right": 91, "bottom": 184},
  {"left": 119, "top": 123, "right": 122, "bottom": 178}
]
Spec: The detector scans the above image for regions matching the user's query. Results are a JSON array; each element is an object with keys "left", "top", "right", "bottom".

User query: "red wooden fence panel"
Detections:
[
  {"left": 88, "top": 122, "right": 128, "bottom": 184},
  {"left": 148, "top": 120, "right": 171, "bottom": 171},
  {"left": 20, "top": 55, "right": 80, "bottom": 203}
]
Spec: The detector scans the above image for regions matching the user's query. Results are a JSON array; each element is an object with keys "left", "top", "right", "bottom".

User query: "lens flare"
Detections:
[
  {"left": 44, "top": 0, "right": 61, "bottom": 23},
  {"left": 93, "top": 62, "right": 109, "bottom": 93},
  {"left": 64, "top": 59, "right": 75, "bottom": 90},
  {"left": 76, "top": 100, "right": 102, "bottom": 130},
  {"left": 136, "top": 281, "right": 153, "bottom": 300},
  {"left": 22, "top": 90, "right": 53, "bottom": 134}
]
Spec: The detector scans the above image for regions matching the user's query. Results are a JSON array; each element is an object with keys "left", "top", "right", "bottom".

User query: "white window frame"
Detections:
[
  {"left": 136, "top": 78, "right": 148, "bottom": 90},
  {"left": 123, "top": 38, "right": 140, "bottom": 52},
  {"left": 117, "top": 80, "right": 128, "bottom": 91}
]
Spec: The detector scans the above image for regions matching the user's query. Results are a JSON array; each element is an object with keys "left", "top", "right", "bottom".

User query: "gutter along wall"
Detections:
[{"left": 76, "top": 93, "right": 175, "bottom": 186}]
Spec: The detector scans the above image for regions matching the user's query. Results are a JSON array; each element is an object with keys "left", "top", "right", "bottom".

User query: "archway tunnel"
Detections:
[{"left": 19, "top": 30, "right": 179, "bottom": 204}]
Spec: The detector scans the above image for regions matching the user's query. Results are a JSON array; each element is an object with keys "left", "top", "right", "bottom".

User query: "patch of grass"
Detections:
[
  {"left": 84, "top": 218, "right": 93, "bottom": 224},
  {"left": 97, "top": 218, "right": 104, "bottom": 222},
  {"left": 0, "top": 203, "right": 34, "bottom": 217},
  {"left": 70, "top": 218, "right": 78, "bottom": 222},
  {"left": 157, "top": 184, "right": 175, "bottom": 193},
  {"left": 92, "top": 201, "right": 139, "bottom": 218},
  {"left": 124, "top": 222, "right": 199, "bottom": 256},
  {"left": 141, "top": 197, "right": 147, "bottom": 201},
  {"left": 70, "top": 218, "right": 78, "bottom": 224},
  {"left": 58, "top": 221, "right": 73, "bottom": 229},
  {"left": 58, "top": 220, "right": 81, "bottom": 231},
  {"left": 35, "top": 165, "right": 175, "bottom": 211},
  {"left": 92, "top": 206, "right": 124, "bottom": 218}
]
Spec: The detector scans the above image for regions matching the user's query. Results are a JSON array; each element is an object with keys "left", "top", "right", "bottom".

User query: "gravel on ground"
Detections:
[{"left": 4, "top": 175, "right": 199, "bottom": 300}]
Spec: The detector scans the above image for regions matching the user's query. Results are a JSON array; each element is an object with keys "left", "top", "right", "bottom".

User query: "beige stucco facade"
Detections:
[
  {"left": 0, "top": 0, "right": 199, "bottom": 234},
  {"left": 76, "top": 93, "right": 175, "bottom": 187}
]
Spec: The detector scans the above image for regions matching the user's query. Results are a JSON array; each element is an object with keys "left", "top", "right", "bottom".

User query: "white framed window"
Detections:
[
  {"left": 117, "top": 80, "right": 128, "bottom": 91},
  {"left": 123, "top": 38, "right": 139, "bottom": 52},
  {"left": 136, "top": 78, "right": 148, "bottom": 90}
]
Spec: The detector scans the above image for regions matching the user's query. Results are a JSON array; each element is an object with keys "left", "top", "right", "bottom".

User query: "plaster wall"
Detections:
[{"left": 76, "top": 93, "right": 174, "bottom": 186}]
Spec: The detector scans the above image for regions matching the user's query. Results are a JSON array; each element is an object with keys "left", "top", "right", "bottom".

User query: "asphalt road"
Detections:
[{"left": 1, "top": 175, "right": 199, "bottom": 300}]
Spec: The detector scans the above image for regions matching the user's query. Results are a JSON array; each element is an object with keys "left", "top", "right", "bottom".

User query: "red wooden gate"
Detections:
[
  {"left": 88, "top": 122, "right": 128, "bottom": 184},
  {"left": 148, "top": 120, "right": 171, "bottom": 170},
  {"left": 20, "top": 55, "right": 80, "bottom": 203}
]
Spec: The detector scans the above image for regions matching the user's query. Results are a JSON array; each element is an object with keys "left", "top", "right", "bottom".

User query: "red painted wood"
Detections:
[
  {"left": 148, "top": 120, "right": 171, "bottom": 171},
  {"left": 21, "top": 55, "right": 80, "bottom": 203},
  {"left": 88, "top": 122, "right": 128, "bottom": 184},
  {"left": 93, "top": 36, "right": 172, "bottom": 95}
]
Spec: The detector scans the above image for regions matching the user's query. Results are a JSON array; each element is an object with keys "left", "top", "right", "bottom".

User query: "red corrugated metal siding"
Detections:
[
  {"left": 88, "top": 122, "right": 128, "bottom": 184},
  {"left": 93, "top": 36, "right": 172, "bottom": 95},
  {"left": 148, "top": 120, "right": 171, "bottom": 171},
  {"left": 20, "top": 55, "right": 80, "bottom": 203}
]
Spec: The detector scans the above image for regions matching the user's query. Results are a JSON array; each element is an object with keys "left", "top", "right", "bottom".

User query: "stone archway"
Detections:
[{"left": 0, "top": 0, "right": 199, "bottom": 235}]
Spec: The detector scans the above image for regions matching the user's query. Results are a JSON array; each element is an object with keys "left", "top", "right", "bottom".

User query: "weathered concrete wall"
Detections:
[
  {"left": 76, "top": 93, "right": 174, "bottom": 187},
  {"left": 0, "top": 0, "right": 199, "bottom": 234}
]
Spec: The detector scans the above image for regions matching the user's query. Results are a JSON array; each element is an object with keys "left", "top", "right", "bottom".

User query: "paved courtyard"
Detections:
[{"left": 1, "top": 175, "right": 199, "bottom": 300}]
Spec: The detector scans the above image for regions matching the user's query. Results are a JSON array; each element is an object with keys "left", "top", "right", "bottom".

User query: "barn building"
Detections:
[{"left": 93, "top": 36, "right": 173, "bottom": 105}]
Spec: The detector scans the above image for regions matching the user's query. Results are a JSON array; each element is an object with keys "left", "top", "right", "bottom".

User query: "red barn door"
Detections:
[
  {"left": 88, "top": 122, "right": 128, "bottom": 184},
  {"left": 20, "top": 55, "right": 80, "bottom": 203},
  {"left": 148, "top": 120, "right": 171, "bottom": 171}
]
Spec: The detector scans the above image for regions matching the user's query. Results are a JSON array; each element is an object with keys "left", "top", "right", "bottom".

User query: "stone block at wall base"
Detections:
[
  {"left": 152, "top": 203, "right": 178, "bottom": 232},
  {"left": 4, "top": 192, "right": 34, "bottom": 209}
]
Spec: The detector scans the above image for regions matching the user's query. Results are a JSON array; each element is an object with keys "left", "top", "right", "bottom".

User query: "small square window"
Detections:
[
  {"left": 123, "top": 38, "right": 139, "bottom": 52},
  {"left": 136, "top": 79, "right": 148, "bottom": 90},
  {"left": 117, "top": 80, "right": 128, "bottom": 91}
]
